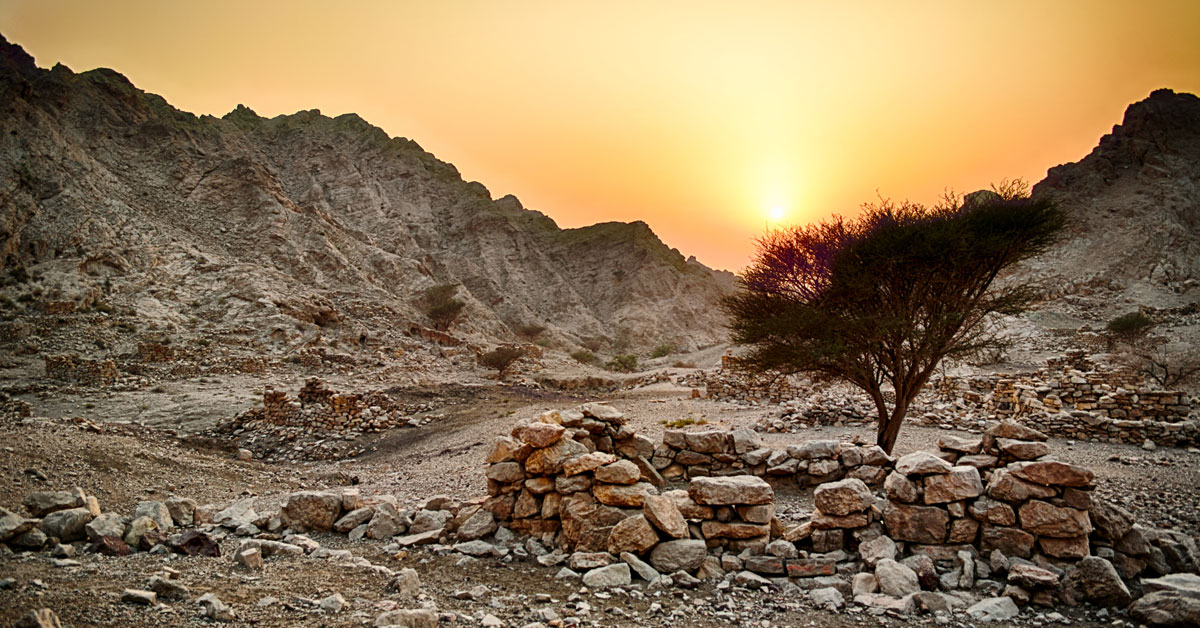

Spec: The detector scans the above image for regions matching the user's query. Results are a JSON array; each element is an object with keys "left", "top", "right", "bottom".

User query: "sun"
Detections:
[{"left": 768, "top": 205, "right": 785, "bottom": 222}]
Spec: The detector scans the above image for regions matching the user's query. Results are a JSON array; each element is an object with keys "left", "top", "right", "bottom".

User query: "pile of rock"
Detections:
[
  {"left": 702, "top": 356, "right": 804, "bottom": 404},
  {"left": 655, "top": 427, "right": 893, "bottom": 487},
  {"left": 0, "top": 486, "right": 210, "bottom": 559},
  {"left": 42, "top": 354, "right": 119, "bottom": 387},
  {"left": 210, "top": 379, "right": 442, "bottom": 461}
]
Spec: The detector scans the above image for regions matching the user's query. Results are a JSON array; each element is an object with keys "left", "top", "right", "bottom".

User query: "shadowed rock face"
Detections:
[
  {"left": 0, "top": 34, "right": 734, "bottom": 353},
  {"left": 1026, "top": 88, "right": 1200, "bottom": 304}
]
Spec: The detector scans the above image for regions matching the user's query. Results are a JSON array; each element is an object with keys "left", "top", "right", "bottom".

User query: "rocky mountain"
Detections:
[
  {"left": 0, "top": 34, "right": 735, "bottom": 360},
  {"left": 1029, "top": 88, "right": 1200, "bottom": 309}
]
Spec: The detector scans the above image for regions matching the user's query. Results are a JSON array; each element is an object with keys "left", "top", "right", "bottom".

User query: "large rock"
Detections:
[
  {"left": 643, "top": 495, "right": 688, "bottom": 538},
  {"left": 375, "top": 608, "right": 438, "bottom": 628},
  {"left": 524, "top": 438, "right": 589, "bottom": 475},
  {"left": 1007, "top": 563, "right": 1061, "bottom": 589},
  {"left": 85, "top": 512, "right": 129, "bottom": 542},
  {"left": 688, "top": 475, "right": 773, "bottom": 505},
  {"left": 562, "top": 451, "right": 616, "bottom": 476},
  {"left": 649, "top": 539, "right": 707, "bottom": 572},
  {"left": 1130, "top": 591, "right": 1200, "bottom": 628},
  {"left": 662, "top": 489, "right": 714, "bottom": 519},
  {"left": 485, "top": 462, "right": 524, "bottom": 484},
  {"left": 995, "top": 439, "right": 1051, "bottom": 460},
  {"left": 23, "top": 489, "right": 86, "bottom": 517},
  {"left": 40, "top": 507, "right": 94, "bottom": 542},
  {"left": 684, "top": 430, "right": 728, "bottom": 454},
  {"left": 894, "top": 452, "right": 952, "bottom": 476},
  {"left": 965, "top": 596, "right": 1019, "bottom": 622},
  {"left": 593, "top": 482, "right": 656, "bottom": 508},
  {"left": 1142, "top": 573, "right": 1200, "bottom": 598},
  {"left": 939, "top": 435, "right": 983, "bottom": 454},
  {"left": 512, "top": 421, "right": 566, "bottom": 448},
  {"left": 969, "top": 497, "right": 1017, "bottom": 526},
  {"left": 582, "top": 563, "right": 631, "bottom": 588},
  {"left": 730, "top": 428, "right": 761, "bottom": 454},
  {"left": 133, "top": 501, "right": 174, "bottom": 531},
  {"left": 281, "top": 491, "right": 342, "bottom": 532},
  {"left": 214, "top": 499, "right": 258, "bottom": 529},
  {"left": 594, "top": 460, "right": 641, "bottom": 485},
  {"left": 334, "top": 507, "right": 375, "bottom": 533},
  {"left": 923, "top": 466, "right": 983, "bottom": 504},
  {"left": 701, "top": 521, "right": 770, "bottom": 539},
  {"left": 980, "top": 525, "right": 1035, "bottom": 558},
  {"left": 1070, "top": 556, "right": 1132, "bottom": 607},
  {"left": 875, "top": 559, "right": 920, "bottom": 597},
  {"left": 1090, "top": 499, "right": 1135, "bottom": 543},
  {"left": 985, "top": 420, "right": 1048, "bottom": 442},
  {"left": 883, "top": 501, "right": 947, "bottom": 544},
  {"left": 165, "top": 496, "right": 197, "bottom": 527},
  {"left": 607, "top": 515, "right": 658, "bottom": 555},
  {"left": 986, "top": 468, "right": 1058, "bottom": 502},
  {"left": 0, "top": 506, "right": 38, "bottom": 542},
  {"left": 814, "top": 478, "right": 874, "bottom": 516},
  {"left": 787, "top": 440, "right": 842, "bottom": 460},
  {"left": 457, "top": 510, "right": 497, "bottom": 541},
  {"left": 884, "top": 472, "right": 919, "bottom": 503},
  {"left": 859, "top": 535, "right": 897, "bottom": 568},
  {"left": 1007, "top": 460, "right": 1093, "bottom": 487},
  {"left": 580, "top": 403, "right": 625, "bottom": 424},
  {"left": 1018, "top": 501, "right": 1092, "bottom": 537}
]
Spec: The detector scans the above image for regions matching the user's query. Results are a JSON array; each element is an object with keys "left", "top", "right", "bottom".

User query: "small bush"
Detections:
[
  {"left": 421, "top": 284, "right": 465, "bottom": 330},
  {"left": 479, "top": 346, "right": 525, "bottom": 376},
  {"left": 570, "top": 350, "right": 598, "bottom": 365},
  {"left": 1106, "top": 311, "right": 1154, "bottom": 341},
  {"left": 605, "top": 354, "right": 639, "bottom": 373},
  {"left": 672, "top": 360, "right": 697, "bottom": 368},
  {"left": 514, "top": 323, "right": 546, "bottom": 340},
  {"left": 650, "top": 344, "right": 676, "bottom": 359},
  {"left": 661, "top": 417, "right": 707, "bottom": 428}
]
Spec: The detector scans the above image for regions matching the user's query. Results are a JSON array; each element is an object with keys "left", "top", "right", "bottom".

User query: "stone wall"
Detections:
[
  {"left": 702, "top": 356, "right": 804, "bottom": 404},
  {"left": 43, "top": 354, "right": 119, "bottom": 387},
  {"left": 654, "top": 427, "right": 893, "bottom": 488}
]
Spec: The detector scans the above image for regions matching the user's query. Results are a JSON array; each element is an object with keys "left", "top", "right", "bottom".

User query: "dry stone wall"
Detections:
[
  {"left": 654, "top": 426, "right": 894, "bottom": 488},
  {"left": 43, "top": 354, "right": 119, "bottom": 387}
]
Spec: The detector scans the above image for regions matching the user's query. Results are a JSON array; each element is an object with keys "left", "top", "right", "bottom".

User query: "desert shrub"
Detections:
[
  {"left": 650, "top": 344, "right": 676, "bottom": 359},
  {"left": 605, "top": 354, "right": 639, "bottom": 373},
  {"left": 672, "top": 360, "right": 697, "bottom": 368},
  {"left": 1106, "top": 311, "right": 1154, "bottom": 345},
  {"left": 570, "top": 350, "right": 598, "bottom": 365},
  {"left": 479, "top": 346, "right": 525, "bottom": 377},
  {"left": 581, "top": 337, "right": 605, "bottom": 352},
  {"left": 662, "top": 417, "right": 706, "bottom": 428},
  {"left": 421, "top": 284, "right": 465, "bottom": 330},
  {"left": 514, "top": 323, "right": 546, "bottom": 340}
]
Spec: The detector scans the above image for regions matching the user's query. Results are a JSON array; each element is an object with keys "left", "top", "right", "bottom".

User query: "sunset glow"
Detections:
[{"left": 2, "top": 1, "right": 1198, "bottom": 271}]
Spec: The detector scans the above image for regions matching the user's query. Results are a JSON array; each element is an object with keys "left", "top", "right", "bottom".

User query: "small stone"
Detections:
[
  {"left": 198, "top": 592, "right": 235, "bottom": 622},
  {"left": 582, "top": 563, "right": 631, "bottom": 589},
  {"left": 965, "top": 596, "right": 1019, "bottom": 621},
  {"left": 122, "top": 589, "right": 157, "bottom": 606},
  {"left": 875, "top": 559, "right": 920, "bottom": 597},
  {"left": 236, "top": 547, "right": 264, "bottom": 570},
  {"left": 319, "top": 593, "right": 347, "bottom": 613}
]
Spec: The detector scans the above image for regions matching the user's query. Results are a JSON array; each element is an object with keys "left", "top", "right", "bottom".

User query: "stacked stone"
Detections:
[
  {"left": 702, "top": 356, "right": 803, "bottom": 404},
  {"left": 482, "top": 403, "right": 661, "bottom": 552},
  {"left": 801, "top": 478, "right": 880, "bottom": 555},
  {"left": 43, "top": 354, "right": 120, "bottom": 386},
  {"left": 654, "top": 429, "right": 893, "bottom": 488},
  {"left": 217, "top": 380, "right": 409, "bottom": 437},
  {"left": 1088, "top": 498, "right": 1199, "bottom": 583}
]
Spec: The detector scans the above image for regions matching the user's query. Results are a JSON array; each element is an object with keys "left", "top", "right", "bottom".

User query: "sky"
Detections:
[{"left": 2, "top": 1, "right": 1199, "bottom": 271}]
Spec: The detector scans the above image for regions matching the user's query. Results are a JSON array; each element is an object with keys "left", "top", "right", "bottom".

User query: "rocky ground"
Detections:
[{"left": 2, "top": 367, "right": 1198, "bottom": 627}]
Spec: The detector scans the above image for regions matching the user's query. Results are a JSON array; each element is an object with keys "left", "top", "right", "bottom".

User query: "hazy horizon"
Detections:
[{"left": 3, "top": 0, "right": 1199, "bottom": 271}]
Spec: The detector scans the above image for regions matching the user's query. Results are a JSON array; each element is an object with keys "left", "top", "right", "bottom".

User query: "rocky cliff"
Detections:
[
  {"left": 0, "top": 35, "right": 735, "bottom": 356},
  {"left": 1029, "top": 88, "right": 1200, "bottom": 307}
]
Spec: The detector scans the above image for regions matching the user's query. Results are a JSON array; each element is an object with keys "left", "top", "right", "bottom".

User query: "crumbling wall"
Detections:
[{"left": 43, "top": 354, "right": 119, "bottom": 387}]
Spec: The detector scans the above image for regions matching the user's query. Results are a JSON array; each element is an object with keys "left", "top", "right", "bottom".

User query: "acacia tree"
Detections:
[{"left": 724, "top": 185, "right": 1065, "bottom": 453}]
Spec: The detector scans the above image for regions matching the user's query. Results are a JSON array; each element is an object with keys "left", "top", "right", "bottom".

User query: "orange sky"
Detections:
[{"left": 3, "top": 1, "right": 1199, "bottom": 271}]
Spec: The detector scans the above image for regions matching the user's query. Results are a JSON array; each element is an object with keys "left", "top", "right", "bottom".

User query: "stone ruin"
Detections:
[
  {"left": 42, "top": 353, "right": 119, "bottom": 387},
  {"left": 210, "top": 378, "right": 441, "bottom": 461},
  {"left": 477, "top": 403, "right": 1200, "bottom": 619}
]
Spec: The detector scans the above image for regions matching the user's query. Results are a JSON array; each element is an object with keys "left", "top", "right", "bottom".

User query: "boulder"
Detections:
[
  {"left": 562, "top": 451, "right": 616, "bottom": 476},
  {"left": 859, "top": 535, "right": 897, "bottom": 568},
  {"left": 607, "top": 515, "right": 658, "bottom": 555},
  {"left": 923, "top": 466, "right": 983, "bottom": 504},
  {"left": 23, "top": 489, "right": 86, "bottom": 517},
  {"left": 883, "top": 501, "right": 947, "bottom": 544},
  {"left": 1018, "top": 501, "right": 1092, "bottom": 537},
  {"left": 524, "top": 438, "right": 589, "bottom": 475},
  {"left": 1090, "top": 499, "right": 1135, "bottom": 543},
  {"left": 594, "top": 460, "right": 641, "bottom": 485},
  {"left": 965, "top": 596, "right": 1019, "bottom": 622},
  {"left": 582, "top": 563, "right": 631, "bottom": 588},
  {"left": 643, "top": 495, "right": 688, "bottom": 538},
  {"left": 165, "top": 496, "right": 197, "bottom": 527},
  {"left": 457, "top": 510, "right": 497, "bottom": 541},
  {"left": 1130, "top": 591, "right": 1200, "bottom": 628},
  {"left": 281, "top": 491, "right": 342, "bottom": 532},
  {"left": 133, "top": 501, "right": 174, "bottom": 531},
  {"left": 649, "top": 539, "right": 707, "bottom": 572},
  {"left": 1007, "top": 460, "right": 1093, "bottom": 487},
  {"left": 875, "top": 559, "right": 920, "bottom": 597},
  {"left": 813, "top": 478, "right": 874, "bottom": 516},
  {"left": 85, "top": 512, "right": 129, "bottom": 542},
  {"left": 593, "top": 482, "right": 656, "bottom": 508},
  {"left": 0, "top": 506, "right": 38, "bottom": 542},
  {"left": 169, "top": 530, "right": 221, "bottom": 557},
  {"left": 894, "top": 452, "right": 952, "bottom": 475},
  {"left": 688, "top": 476, "right": 773, "bottom": 505},
  {"left": 884, "top": 472, "right": 919, "bottom": 503},
  {"left": 512, "top": 422, "right": 566, "bottom": 448},
  {"left": 40, "top": 507, "right": 94, "bottom": 542},
  {"left": 1070, "top": 556, "right": 1132, "bottom": 607}
]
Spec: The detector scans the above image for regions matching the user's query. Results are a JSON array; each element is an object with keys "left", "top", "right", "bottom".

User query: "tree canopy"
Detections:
[{"left": 724, "top": 185, "right": 1066, "bottom": 453}]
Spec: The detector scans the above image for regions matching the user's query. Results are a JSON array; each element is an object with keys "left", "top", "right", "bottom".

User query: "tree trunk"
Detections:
[{"left": 877, "top": 400, "right": 909, "bottom": 455}]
